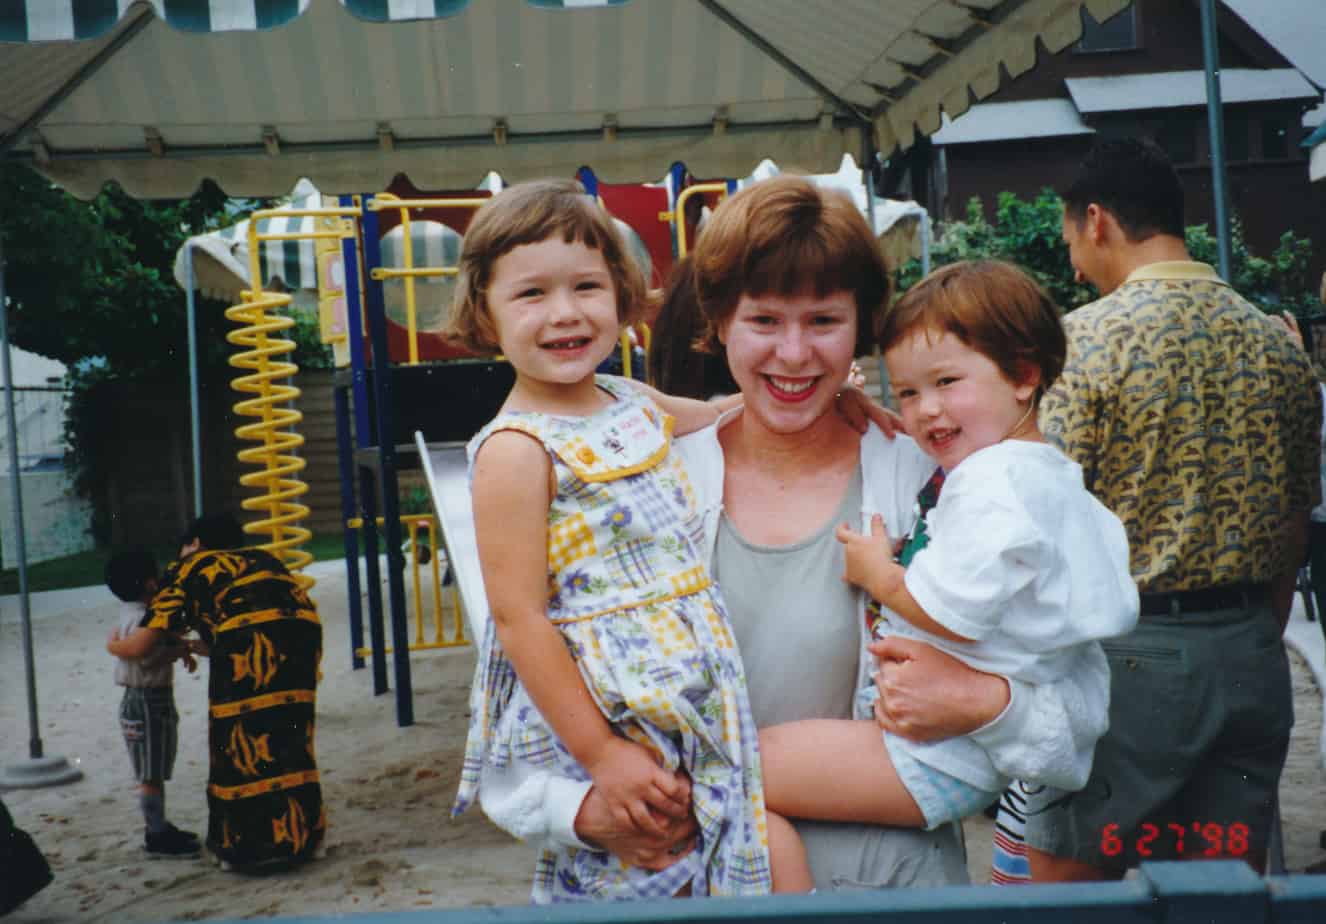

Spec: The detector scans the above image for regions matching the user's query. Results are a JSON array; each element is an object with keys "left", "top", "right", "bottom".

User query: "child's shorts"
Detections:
[
  {"left": 119, "top": 686, "right": 178, "bottom": 783},
  {"left": 884, "top": 734, "right": 998, "bottom": 831}
]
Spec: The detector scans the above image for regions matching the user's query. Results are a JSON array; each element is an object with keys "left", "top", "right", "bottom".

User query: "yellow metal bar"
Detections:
[
  {"left": 674, "top": 183, "right": 730, "bottom": 258},
  {"left": 369, "top": 266, "right": 459, "bottom": 280},
  {"left": 365, "top": 198, "right": 491, "bottom": 211},
  {"left": 249, "top": 207, "right": 362, "bottom": 220},
  {"left": 253, "top": 230, "right": 349, "bottom": 242},
  {"left": 410, "top": 519, "right": 425, "bottom": 644},
  {"left": 620, "top": 331, "right": 633, "bottom": 379}
]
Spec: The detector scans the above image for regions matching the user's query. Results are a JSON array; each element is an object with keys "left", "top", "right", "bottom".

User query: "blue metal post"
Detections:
[
  {"left": 1199, "top": 0, "right": 1233, "bottom": 281},
  {"left": 360, "top": 196, "right": 414, "bottom": 727},
  {"left": 337, "top": 195, "right": 369, "bottom": 673},
  {"left": 333, "top": 381, "right": 365, "bottom": 671},
  {"left": 667, "top": 161, "right": 687, "bottom": 259},
  {"left": 576, "top": 165, "right": 599, "bottom": 197}
]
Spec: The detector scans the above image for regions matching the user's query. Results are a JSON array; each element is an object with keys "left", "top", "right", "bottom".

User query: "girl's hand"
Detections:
[
  {"left": 584, "top": 737, "right": 689, "bottom": 837},
  {"left": 836, "top": 515, "right": 899, "bottom": 600},
  {"left": 835, "top": 387, "right": 906, "bottom": 438}
]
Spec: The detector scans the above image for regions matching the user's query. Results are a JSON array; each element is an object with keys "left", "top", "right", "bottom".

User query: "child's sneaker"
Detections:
[{"left": 145, "top": 824, "right": 201, "bottom": 857}]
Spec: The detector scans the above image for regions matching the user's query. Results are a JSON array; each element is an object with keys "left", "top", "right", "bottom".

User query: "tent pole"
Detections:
[
  {"left": 1199, "top": 0, "right": 1233, "bottom": 281},
  {"left": 0, "top": 236, "right": 38, "bottom": 758},
  {"left": 0, "top": 235, "right": 81, "bottom": 788},
  {"left": 184, "top": 244, "right": 203, "bottom": 517}
]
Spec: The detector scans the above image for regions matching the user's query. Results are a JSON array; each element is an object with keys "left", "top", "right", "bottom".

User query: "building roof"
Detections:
[
  {"left": 1222, "top": 0, "right": 1326, "bottom": 90},
  {"left": 932, "top": 99, "right": 1094, "bottom": 145},
  {"left": 1066, "top": 69, "right": 1318, "bottom": 114}
]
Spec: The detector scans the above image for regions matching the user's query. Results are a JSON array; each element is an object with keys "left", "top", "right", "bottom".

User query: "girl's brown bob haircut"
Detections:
[
  {"left": 444, "top": 178, "right": 647, "bottom": 355},
  {"left": 881, "top": 260, "right": 1066, "bottom": 395},
  {"left": 690, "top": 175, "right": 889, "bottom": 356}
]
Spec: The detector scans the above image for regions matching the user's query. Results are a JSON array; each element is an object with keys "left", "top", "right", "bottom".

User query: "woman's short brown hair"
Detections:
[
  {"left": 444, "top": 178, "right": 647, "bottom": 355},
  {"left": 690, "top": 175, "right": 889, "bottom": 357},
  {"left": 881, "top": 260, "right": 1066, "bottom": 395}
]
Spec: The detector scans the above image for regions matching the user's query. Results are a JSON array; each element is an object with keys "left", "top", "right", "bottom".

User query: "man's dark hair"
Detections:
[
  {"left": 182, "top": 513, "right": 247, "bottom": 552},
  {"left": 1063, "top": 138, "right": 1184, "bottom": 241},
  {"left": 104, "top": 546, "right": 157, "bottom": 602}
]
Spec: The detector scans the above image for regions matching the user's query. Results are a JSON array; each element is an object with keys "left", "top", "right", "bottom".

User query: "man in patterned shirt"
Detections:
[{"left": 1024, "top": 138, "right": 1321, "bottom": 880}]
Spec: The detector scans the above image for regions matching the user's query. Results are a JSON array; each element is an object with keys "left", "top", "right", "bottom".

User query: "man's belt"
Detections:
[{"left": 1138, "top": 582, "right": 1270, "bottom": 616}]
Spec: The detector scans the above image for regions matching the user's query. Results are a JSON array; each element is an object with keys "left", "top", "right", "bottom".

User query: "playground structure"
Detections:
[{"left": 217, "top": 164, "right": 748, "bottom": 726}]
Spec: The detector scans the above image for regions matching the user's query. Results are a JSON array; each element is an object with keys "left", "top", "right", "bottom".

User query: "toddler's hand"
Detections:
[
  {"left": 836, "top": 514, "right": 899, "bottom": 599},
  {"left": 584, "top": 737, "right": 687, "bottom": 838}
]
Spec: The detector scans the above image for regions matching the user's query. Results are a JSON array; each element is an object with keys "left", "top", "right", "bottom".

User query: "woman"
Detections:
[
  {"left": 135, "top": 514, "right": 325, "bottom": 870},
  {"left": 477, "top": 177, "right": 1103, "bottom": 892}
]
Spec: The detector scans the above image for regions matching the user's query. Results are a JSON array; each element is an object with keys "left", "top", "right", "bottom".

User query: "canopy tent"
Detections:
[
  {"left": 2, "top": 0, "right": 1130, "bottom": 199},
  {"left": 1, "top": 0, "right": 1143, "bottom": 738}
]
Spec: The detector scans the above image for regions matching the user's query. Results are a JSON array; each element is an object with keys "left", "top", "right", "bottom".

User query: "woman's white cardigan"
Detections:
[{"left": 474, "top": 413, "right": 1110, "bottom": 847}]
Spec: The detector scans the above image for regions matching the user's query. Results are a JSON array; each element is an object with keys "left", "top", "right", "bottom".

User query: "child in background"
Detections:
[
  {"left": 756, "top": 260, "right": 1139, "bottom": 885},
  {"left": 445, "top": 179, "right": 780, "bottom": 901},
  {"left": 105, "top": 546, "right": 201, "bottom": 857}
]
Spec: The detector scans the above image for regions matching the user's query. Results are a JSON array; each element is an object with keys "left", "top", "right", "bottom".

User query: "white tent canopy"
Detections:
[{"left": 2, "top": 0, "right": 1129, "bottom": 199}]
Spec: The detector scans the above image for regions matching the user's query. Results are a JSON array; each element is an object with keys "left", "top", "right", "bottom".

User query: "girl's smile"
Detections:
[{"left": 487, "top": 236, "right": 620, "bottom": 401}]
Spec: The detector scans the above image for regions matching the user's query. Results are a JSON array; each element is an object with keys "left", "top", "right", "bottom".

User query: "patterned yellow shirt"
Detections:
[{"left": 1040, "top": 261, "right": 1321, "bottom": 593}]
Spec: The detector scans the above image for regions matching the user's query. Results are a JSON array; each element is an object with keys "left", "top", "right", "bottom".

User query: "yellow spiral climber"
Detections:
[{"left": 225, "top": 287, "right": 314, "bottom": 586}]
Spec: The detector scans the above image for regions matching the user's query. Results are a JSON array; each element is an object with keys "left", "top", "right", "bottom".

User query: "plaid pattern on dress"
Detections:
[{"left": 455, "top": 376, "right": 771, "bottom": 902}]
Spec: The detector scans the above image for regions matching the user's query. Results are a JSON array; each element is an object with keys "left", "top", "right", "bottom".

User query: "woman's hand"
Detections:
[
  {"left": 584, "top": 737, "right": 692, "bottom": 838},
  {"left": 574, "top": 777, "right": 698, "bottom": 870},
  {"left": 1273, "top": 311, "right": 1305, "bottom": 351},
  {"left": 869, "top": 635, "right": 1010, "bottom": 742},
  {"left": 835, "top": 387, "right": 906, "bottom": 438}
]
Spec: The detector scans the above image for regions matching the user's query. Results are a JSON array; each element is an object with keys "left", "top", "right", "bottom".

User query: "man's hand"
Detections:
[
  {"left": 870, "top": 635, "right": 1009, "bottom": 742},
  {"left": 574, "top": 780, "right": 698, "bottom": 870},
  {"left": 583, "top": 737, "right": 692, "bottom": 838},
  {"left": 836, "top": 515, "right": 899, "bottom": 600}
]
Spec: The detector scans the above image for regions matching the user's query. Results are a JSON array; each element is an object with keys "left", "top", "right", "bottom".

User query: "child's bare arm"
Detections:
[
  {"left": 472, "top": 432, "right": 687, "bottom": 833},
  {"left": 107, "top": 626, "right": 168, "bottom": 659},
  {"left": 624, "top": 380, "right": 724, "bottom": 436},
  {"left": 835, "top": 515, "right": 973, "bottom": 644}
]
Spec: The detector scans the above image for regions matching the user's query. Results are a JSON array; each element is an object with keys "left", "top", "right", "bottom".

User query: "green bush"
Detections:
[{"left": 898, "top": 189, "right": 1317, "bottom": 319}]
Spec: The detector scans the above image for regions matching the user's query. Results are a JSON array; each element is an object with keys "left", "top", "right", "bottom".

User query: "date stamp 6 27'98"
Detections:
[{"left": 1100, "top": 822, "right": 1250, "bottom": 858}]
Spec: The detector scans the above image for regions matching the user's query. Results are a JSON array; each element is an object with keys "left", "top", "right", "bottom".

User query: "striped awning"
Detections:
[
  {"left": 173, "top": 185, "right": 323, "bottom": 299},
  {"left": 2, "top": 0, "right": 1130, "bottom": 199}
]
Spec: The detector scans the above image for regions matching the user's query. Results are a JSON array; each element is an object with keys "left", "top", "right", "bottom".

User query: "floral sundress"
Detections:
[{"left": 451, "top": 376, "right": 771, "bottom": 903}]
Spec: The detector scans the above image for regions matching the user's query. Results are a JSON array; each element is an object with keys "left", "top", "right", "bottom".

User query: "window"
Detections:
[
  {"left": 1260, "top": 118, "right": 1291, "bottom": 160},
  {"left": 1076, "top": 5, "right": 1138, "bottom": 53},
  {"left": 1157, "top": 115, "right": 1196, "bottom": 165},
  {"left": 1224, "top": 111, "right": 1250, "bottom": 162}
]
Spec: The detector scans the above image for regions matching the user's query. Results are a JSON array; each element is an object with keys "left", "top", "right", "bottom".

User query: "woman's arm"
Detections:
[
  {"left": 472, "top": 432, "right": 688, "bottom": 833},
  {"left": 870, "top": 635, "right": 1106, "bottom": 791}
]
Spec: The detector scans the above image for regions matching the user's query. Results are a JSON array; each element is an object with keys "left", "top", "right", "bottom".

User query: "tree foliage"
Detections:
[{"left": 898, "top": 189, "right": 1318, "bottom": 318}]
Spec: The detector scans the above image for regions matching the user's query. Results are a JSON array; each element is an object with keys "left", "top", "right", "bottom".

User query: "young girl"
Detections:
[
  {"left": 445, "top": 179, "right": 778, "bottom": 902},
  {"left": 756, "top": 260, "right": 1139, "bottom": 880}
]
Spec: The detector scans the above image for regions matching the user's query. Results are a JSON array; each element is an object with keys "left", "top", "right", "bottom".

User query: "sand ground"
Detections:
[{"left": 3, "top": 557, "right": 1325, "bottom": 922}]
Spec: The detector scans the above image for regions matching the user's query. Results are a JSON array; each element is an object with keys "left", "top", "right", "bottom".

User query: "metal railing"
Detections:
[
  {"left": 174, "top": 861, "right": 1326, "bottom": 923},
  {"left": 348, "top": 513, "right": 468, "bottom": 656}
]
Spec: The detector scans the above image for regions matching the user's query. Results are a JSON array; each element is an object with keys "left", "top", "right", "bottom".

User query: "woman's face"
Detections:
[{"left": 718, "top": 289, "right": 857, "bottom": 434}]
